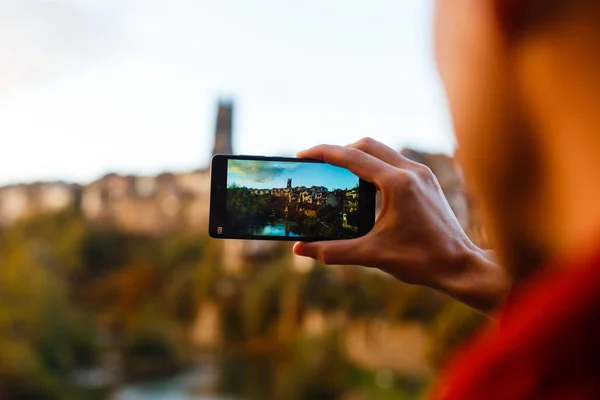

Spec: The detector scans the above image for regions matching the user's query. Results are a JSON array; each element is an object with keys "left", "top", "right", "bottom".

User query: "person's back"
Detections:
[{"left": 294, "top": 0, "right": 600, "bottom": 397}]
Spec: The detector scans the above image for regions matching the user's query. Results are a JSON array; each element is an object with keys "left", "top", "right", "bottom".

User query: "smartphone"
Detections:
[{"left": 209, "top": 155, "right": 376, "bottom": 241}]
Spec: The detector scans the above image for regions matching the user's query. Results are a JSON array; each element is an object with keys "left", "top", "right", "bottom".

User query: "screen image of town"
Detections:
[{"left": 226, "top": 159, "right": 360, "bottom": 239}]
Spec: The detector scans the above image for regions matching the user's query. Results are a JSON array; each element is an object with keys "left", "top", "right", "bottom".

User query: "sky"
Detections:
[
  {"left": 227, "top": 160, "right": 358, "bottom": 191},
  {"left": 0, "top": 0, "right": 454, "bottom": 186}
]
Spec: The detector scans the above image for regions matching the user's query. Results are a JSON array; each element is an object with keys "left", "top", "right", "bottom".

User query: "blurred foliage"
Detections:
[
  {"left": 122, "top": 303, "right": 186, "bottom": 381},
  {"left": 426, "top": 301, "right": 487, "bottom": 369},
  {"left": 300, "top": 264, "right": 447, "bottom": 323},
  {"left": 0, "top": 209, "right": 204, "bottom": 397},
  {"left": 242, "top": 261, "right": 289, "bottom": 339},
  {"left": 0, "top": 207, "right": 486, "bottom": 399},
  {"left": 0, "top": 209, "right": 90, "bottom": 398}
]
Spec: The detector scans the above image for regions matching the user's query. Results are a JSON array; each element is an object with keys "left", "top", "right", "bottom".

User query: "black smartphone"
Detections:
[{"left": 209, "top": 155, "right": 376, "bottom": 241}]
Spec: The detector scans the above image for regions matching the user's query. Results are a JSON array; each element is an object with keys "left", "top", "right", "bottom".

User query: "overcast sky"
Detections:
[{"left": 0, "top": 0, "right": 454, "bottom": 185}]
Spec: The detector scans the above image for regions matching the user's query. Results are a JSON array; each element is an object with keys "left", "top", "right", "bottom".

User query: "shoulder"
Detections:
[{"left": 435, "top": 252, "right": 600, "bottom": 400}]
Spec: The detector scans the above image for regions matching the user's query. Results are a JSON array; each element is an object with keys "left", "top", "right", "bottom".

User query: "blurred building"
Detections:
[
  {"left": 0, "top": 182, "right": 80, "bottom": 227},
  {"left": 0, "top": 102, "right": 232, "bottom": 234},
  {"left": 212, "top": 100, "right": 234, "bottom": 156},
  {"left": 0, "top": 102, "right": 484, "bottom": 246}
]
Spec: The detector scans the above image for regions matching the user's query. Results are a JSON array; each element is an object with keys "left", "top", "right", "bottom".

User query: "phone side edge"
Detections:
[
  {"left": 208, "top": 155, "right": 228, "bottom": 238},
  {"left": 359, "top": 179, "right": 377, "bottom": 236}
]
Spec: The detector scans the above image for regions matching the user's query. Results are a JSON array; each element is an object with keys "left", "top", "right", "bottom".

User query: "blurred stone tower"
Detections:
[{"left": 212, "top": 101, "right": 234, "bottom": 156}]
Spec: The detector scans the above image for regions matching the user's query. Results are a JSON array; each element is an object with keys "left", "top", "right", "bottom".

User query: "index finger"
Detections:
[{"left": 297, "top": 144, "right": 394, "bottom": 187}]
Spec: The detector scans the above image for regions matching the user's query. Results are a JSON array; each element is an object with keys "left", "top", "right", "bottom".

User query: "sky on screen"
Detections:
[{"left": 227, "top": 160, "right": 358, "bottom": 191}]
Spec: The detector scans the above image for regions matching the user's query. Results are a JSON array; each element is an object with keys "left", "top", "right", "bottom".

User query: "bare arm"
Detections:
[{"left": 294, "top": 138, "right": 512, "bottom": 315}]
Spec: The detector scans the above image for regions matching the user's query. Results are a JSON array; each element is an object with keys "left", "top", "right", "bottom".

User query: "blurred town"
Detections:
[{"left": 0, "top": 101, "right": 488, "bottom": 400}]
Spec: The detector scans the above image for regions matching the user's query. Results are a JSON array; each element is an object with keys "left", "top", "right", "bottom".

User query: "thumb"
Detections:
[{"left": 293, "top": 240, "right": 365, "bottom": 266}]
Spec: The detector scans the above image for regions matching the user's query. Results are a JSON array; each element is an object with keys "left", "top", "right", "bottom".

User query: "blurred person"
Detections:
[{"left": 294, "top": 0, "right": 600, "bottom": 398}]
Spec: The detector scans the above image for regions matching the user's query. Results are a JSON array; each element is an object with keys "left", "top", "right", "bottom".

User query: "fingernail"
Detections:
[{"left": 293, "top": 242, "right": 307, "bottom": 256}]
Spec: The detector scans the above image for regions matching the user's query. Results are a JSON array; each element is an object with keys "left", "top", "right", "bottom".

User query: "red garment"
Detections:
[{"left": 435, "top": 249, "right": 600, "bottom": 400}]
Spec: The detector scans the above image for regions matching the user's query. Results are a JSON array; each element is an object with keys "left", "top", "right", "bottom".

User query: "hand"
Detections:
[{"left": 294, "top": 138, "right": 511, "bottom": 314}]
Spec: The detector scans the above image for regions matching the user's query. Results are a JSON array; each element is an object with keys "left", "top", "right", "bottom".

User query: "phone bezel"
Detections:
[{"left": 209, "top": 154, "right": 376, "bottom": 242}]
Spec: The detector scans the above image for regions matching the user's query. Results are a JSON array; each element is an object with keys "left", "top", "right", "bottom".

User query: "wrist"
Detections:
[{"left": 436, "top": 243, "right": 512, "bottom": 315}]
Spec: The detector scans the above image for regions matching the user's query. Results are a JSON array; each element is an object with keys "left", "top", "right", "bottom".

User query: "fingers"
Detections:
[
  {"left": 297, "top": 144, "right": 394, "bottom": 187},
  {"left": 346, "top": 137, "right": 414, "bottom": 169},
  {"left": 293, "top": 239, "right": 368, "bottom": 266}
]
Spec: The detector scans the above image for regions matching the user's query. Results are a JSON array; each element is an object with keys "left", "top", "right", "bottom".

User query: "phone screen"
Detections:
[{"left": 209, "top": 156, "right": 375, "bottom": 241}]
